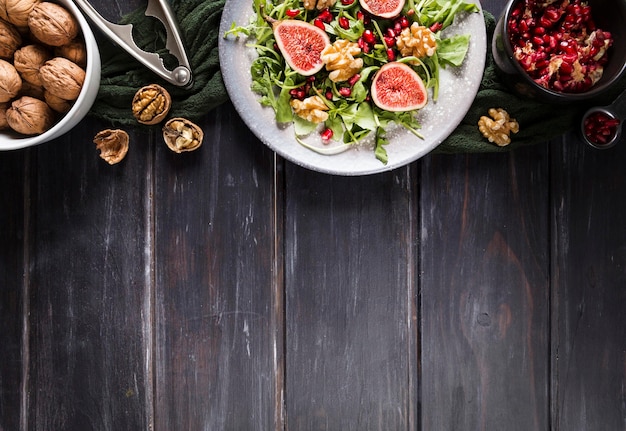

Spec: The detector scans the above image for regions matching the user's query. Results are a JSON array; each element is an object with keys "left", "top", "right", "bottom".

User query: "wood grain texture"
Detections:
[
  {"left": 153, "top": 104, "right": 281, "bottom": 431},
  {"left": 419, "top": 148, "right": 550, "bottom": 430},
  {"left": 283, "top": 165, "right": 418, "bottom": 430},
  {"left": 25, "top": 122, "right": 151, "bottom": 430},
  {"left": 551, "top": 134, "right": 626, "bottom": 431},
  {"left": 0, "top": 150, "right": 26, "bottom": 431}
]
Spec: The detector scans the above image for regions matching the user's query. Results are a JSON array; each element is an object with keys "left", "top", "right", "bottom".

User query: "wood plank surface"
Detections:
[
  {"left": 0, "top": 150, "right": 26, "bottom": 431},
  {"left": 283, "top": 166, "right": 418, "bottom": 430},
  {"left": 24, "top": 123, "right": 151, "bottom": 430},
  {"left": 551, "top": 134, "right": 626, "bottom": 430},
  {"left": 419, "top": 147, "right": 550, "bottom": 430},
  {"left": 1, "top": 0, "right": 625, "bottom": 430},
  {"left": 153, "top": 104, "right": 281, "bottom": 430}
]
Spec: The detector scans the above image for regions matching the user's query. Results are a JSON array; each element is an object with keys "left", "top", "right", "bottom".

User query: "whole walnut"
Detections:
[
  {"left": 28, "top": 1, "right": 78, "bottom": 46},
  {"left": 6, "top": 95, "right": 54, "bottom": 134},
  {"left": 55, "top": 40, "right": 86, "bottom": 68},
  {"left": 0, "top": 59, "right": 22, "bottom": 102},
  {"left": 0, "top": 102, "right": 9, "bottom": 130},
  {"left": 44, "top": 90, "right": 70, "bottom": 113},
  {"left": 39, "top": 56, "right": 84, "bottom": 100},
  {"left": 3, "top": 0, "right": 39, "bottom": 29},
  {"left": 0, "top": 18, "right": 21, "bottom": 60},
  {"left": 19, "top": 80, "right": 44, "bottom": 99},
  {"left": 14, "top": 44, "right": 50, "bottom": 86}
]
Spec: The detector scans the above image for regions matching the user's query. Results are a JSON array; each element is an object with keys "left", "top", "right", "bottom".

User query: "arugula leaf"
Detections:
[
  {"left": 374, "top": 128, "right": 389, "bottom": 165},
  {"left": 438, "top": 34, "right": 471, "bottom": 67}
]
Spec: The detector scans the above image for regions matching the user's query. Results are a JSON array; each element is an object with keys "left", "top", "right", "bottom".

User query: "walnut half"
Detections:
[
  {"left": 478, "top": 108, "right": 519, "bottom": 147},
  {"left": 93, "top": 129, "right": 129, "bottom": 164},
  {"left": 162, "top": 118, "right": 203, "bottom": 153},
  {"left": 132, "top": 84, "right": 171, "bottom": 125}
]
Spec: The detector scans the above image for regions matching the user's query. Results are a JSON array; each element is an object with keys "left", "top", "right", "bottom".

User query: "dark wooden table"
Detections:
[{"left": 2, "top": 0, "right": 625, "bottom": 429}]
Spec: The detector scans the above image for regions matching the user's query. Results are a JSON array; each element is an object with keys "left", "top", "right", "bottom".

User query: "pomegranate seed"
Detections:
[
  {"left": 339, "top": 87, "right": 352, "bottom": 97},
  {"left": 357, "top": 37, "right": 371, "bottom": 53},
  {"left": 339, "top": 16, "right": 350, "bottom": 29},
  {"left": 384, "top": 36, "right": 396, "bottom": 47},
  {"left": 341, "top": 0, "right": 355, "bottom": 4},
  {"left": 584, "top": 112, "right": 620, "bottom": 146},
  {"left": 325, "top": 89, "right": 333, "bottom": 100},
  {"left": 397, "top": 16, "right": 409, "bottom": 28},
  {"left": 362, "top": 29, "right": 376, "bottom": 44},
  {"left": 348, "top": 73, "right": 361, "bottom": 86},
  {"left": 429, "top": 22, "right": 443, "bottom": 32},
  {"left": 386, "top": 48, "right": 396, "bottom": 61},
  {"left": 286, "top": 8, "right": 300, "bottom": 17},
  {"left": 321, "top": 128, "right": 333, "bottom": 143},
  {"left": 318, "top": 8, "right": 333, "bottom": 23},
  {"left": 313, "top": 18, "right": 325, "bottom": 31}
]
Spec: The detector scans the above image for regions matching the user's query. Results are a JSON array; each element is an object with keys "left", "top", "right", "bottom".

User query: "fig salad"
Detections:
[{"left": 225, "top": 0, "right": 479, "bottom": 164}]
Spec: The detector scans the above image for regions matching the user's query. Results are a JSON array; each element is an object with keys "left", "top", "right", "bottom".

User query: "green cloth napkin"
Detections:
[
  {"left": 90, "top": 0, "right": 228, "bottom": 126},
  {"left": 90, "top": 2, "right": 625, "bottom": 153}
]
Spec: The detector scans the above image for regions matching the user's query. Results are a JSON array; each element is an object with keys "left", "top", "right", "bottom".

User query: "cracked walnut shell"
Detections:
[
  {"left": 132, "top": 84, "right": 171, "bottom": 125},
  {"left": 162, "top": 118, "right": 203, "bottom": 153},
  {"left": 6, "top": 96, "right": 54, "bottom": 135},
  {"left": 94, "top": 129, "right": 129, "bottom": 164},
  {"left": 39, "top": 56, "right": 84, "bottom": 101},
  {"left": 28, "top": 1, "right": 78, "bottom": 46}
]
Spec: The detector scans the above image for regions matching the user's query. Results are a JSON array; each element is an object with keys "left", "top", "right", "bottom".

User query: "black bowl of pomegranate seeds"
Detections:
[{"left": 492, "top": 0, "right": 626, "bottom": 103}]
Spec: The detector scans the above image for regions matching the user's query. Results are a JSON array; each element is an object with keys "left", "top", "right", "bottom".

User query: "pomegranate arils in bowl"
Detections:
[
  {"left": 492, "top": 0, "right": 626, "bottom": 103},
  {"left": 507, "top": 0, "right": 612, "bottom": 94}
]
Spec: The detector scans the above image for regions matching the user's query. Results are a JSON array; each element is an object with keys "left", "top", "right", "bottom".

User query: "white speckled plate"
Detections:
[{"left": 219, "top": 1, "right": 486, "bottom": 176}]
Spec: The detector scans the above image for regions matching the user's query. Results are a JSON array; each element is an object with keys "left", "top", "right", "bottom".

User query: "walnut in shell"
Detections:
[
  {"left": 44, "top": 89, "right": 70, "bottom": 113},
  {"left": 55, "top": 40, "right": 86, "bottom": 68},
  {"left": 93, "top": 129, "right": 129, "bottom": 165},
  {"left": 28, "top": 1, "right": 78, "bottom": 46},
  {"left": 3, "top": 0, "right": 39, "bottom": 29},
  {"left": 0, "top": 102, "right": 9, "bottom": 130},
  {"left": 0, "top": 18, "right": 21, "bottom": 60},
  {"left": 19, "top": 80, "right": 44, "bottom": 99},
  {"left": 162, "top": 118, "right": 203, "bottom": 153},
  {"left": 0, "top": 59, "right": 22, "bottom": 102},
  {"left": 132, "top": 84, "right": 171, "bottom": 125},
  {"left": 39, "top": 56, "right": 84, "bottom": 100},
  {"left": 14, "top": 44, "right": 51, "bottom": 86},
  {"left": 6, "top": 95, "right": 54, "bottom": 135}
]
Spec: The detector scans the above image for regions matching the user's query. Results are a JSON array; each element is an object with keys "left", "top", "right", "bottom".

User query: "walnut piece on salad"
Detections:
[
  {"left": 396, "top": 23, "right": 437, "bottom": 59},
  {"left": 320, "top": 39, "right": 363, "bottom": 83},
  {"left": 290, "top": 95, "right": 329, "bottom": 123}
]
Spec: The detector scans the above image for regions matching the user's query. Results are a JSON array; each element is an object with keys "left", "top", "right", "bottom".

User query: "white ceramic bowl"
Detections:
[{"left": 0, "top": 0, "right": 100, "bottom": 151}]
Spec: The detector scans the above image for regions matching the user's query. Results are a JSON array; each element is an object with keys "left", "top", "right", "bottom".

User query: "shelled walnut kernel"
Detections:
[{"left": 478, "top": 108, "right": 519, "bottom": 147}]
